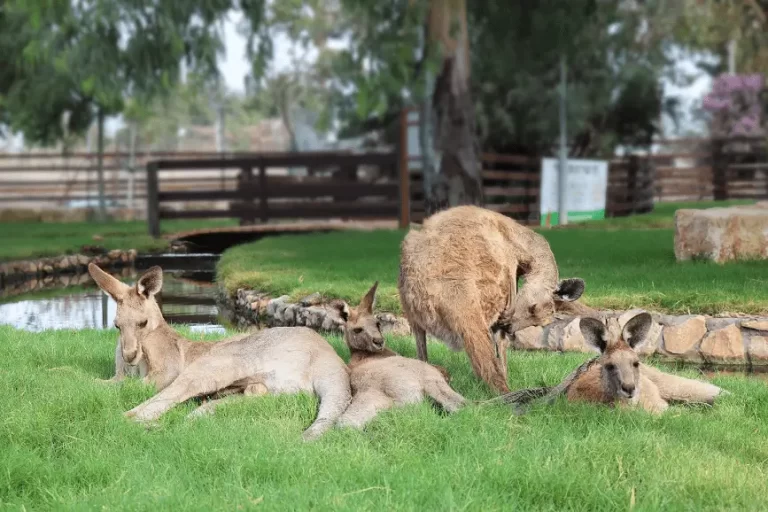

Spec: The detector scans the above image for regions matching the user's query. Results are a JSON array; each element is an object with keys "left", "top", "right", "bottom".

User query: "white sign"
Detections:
[{"left": 540, "top": 158, "right": 608, "bottom": 226}]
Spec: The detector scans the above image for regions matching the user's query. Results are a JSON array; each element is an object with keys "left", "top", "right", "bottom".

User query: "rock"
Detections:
[
  {"left": 699, "top": 324, "right": 744, "bottom": 363},
  {"left": 747, "top": 335, "right": 768, "bottom": 363},
  {"left": 545, "top": 319, "right": 571, "bottom": 351},
  {"left": 282, "top": 305, "right": 297, "bottom": 326},
  {"left": 742, "top": 320, "right": 768, "bottom": 332},
  {"left": 27, "top": 262, "right": 38, "bottom": 274},
  {"left": 127, "top": 249, "right": 138, "bottom": 260},
  {"left": 561, "top": 318, "right": 589, "bottom": 352},
  {"left": 42, "top": 264, "right": 54, "bottom": 275},
  {"left": 92, "top": 234, "right": 104, "bottom": 241},
  {"left": 299, "top": 292, "right": 323, "bottom": 307},
  {"left": 674, "top": 203, "right": 768, "bottom": 263},
  {"left": 77, "top": 254, "right": 91, "bottom": 266},
  {"left": 107, "top": 249, "right": 123, "bottom": 260},
  {"left": 662, "top": 316, "right": 706, "bottom": 356},
  {"left": 511, "top": 326, "right": 545, "bottom": 351},
  {"left": 266, "top": 296, "right": 290, "bottom": 317},
  {"left": 706, "top": 318, "right": 741, "bottom": 331}
]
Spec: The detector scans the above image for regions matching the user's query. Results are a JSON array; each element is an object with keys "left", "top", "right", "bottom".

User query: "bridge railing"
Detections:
[{"left": 146, "top": 151, "right": 403, "bottom": 237}]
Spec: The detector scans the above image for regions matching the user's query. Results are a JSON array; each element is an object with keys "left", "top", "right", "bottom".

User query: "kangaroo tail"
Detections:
[{"left": 456, "top": 317, "right": 511, "bottom": 394}]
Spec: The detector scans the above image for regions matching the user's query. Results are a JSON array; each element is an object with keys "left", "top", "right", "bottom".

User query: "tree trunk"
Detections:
[{"left": 420, "top": 0, "right": 483, "bottom": 216}]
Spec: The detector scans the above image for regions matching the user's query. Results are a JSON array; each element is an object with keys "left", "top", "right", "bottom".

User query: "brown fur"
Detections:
[
  {"left": 568, "top": 313, "right": 725, "bottom": 413},
  {"left": 398, "top": 205, "right": 585, "bottom": 393},
  {"left": 332, "top": 282, "right": 465, "bottom": 429},
  {"left": 88, "top": 263, "right": 351, "bottom": 440}
]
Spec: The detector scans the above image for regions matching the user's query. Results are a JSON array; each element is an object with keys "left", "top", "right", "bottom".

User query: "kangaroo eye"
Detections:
[
  {"left": 353, "top": 327, "right": 364, "bottom": 334},
  {"left": 633, "top": 361, "right": 640, "bottom": 368},
  {"left": 138, "top": 320, "right": 148, "bottom": 328},
  {"left": 604, "top": 363, "right": 616, "bottom": 371}
]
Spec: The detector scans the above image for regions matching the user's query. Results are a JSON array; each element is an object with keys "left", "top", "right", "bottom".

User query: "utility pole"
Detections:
[
  {"left": 96, "top": 107, "right": 106, "bottom": 221},
  {"left": 558, "top": 54, "right": 569, "bottom": 226},
  {"left": 727, "top": 38, "right": 737, "bottom": 74},
  {"left": 127, "top": 121, "right": 137, "bottom": 215}
]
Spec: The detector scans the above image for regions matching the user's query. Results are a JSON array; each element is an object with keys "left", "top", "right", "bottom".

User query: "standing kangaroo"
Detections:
[
  {"left": 332, "top": 282, "right": 466, "bottom": 430},
  {"left": 88, "top": 263, "right": 351, "bottom": 440},
  {"left": 568, "top": 313, "right": 725, "bottom": 413},
  {"left": 398, "top": 205, "right": 586, "bottom": 394}
]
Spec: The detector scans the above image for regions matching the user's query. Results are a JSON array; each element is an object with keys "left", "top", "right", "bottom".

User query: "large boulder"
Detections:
[{"left": 674, "top": 202, "right": 768, "bottom": 263}]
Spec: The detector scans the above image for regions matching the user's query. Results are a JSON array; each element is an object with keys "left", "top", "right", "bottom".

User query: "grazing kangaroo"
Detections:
[
  {"left": 332, "top": 282, "right": 466, "bottom": 430},
  {"left": 567, "top": 313, "right": 725, "bottom": 413},
  {"left": 88, "top": 263, "right": 351, "bottom": 440},
  {"left": 398, "top": 205, "right": 586, "bottom": 394}
]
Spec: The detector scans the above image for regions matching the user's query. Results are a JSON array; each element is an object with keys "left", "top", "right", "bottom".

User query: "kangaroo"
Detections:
[
  {"left": 568, "top": 313, "right": 725, "bottom": 413},
  {"left": 88, "top": 263, "right": 351, "bottom": 440},
  {"left": 332, "top": 282, "right": 466, "bottom": 430},
  {"left": 398, "top": 205, "right": 586, "bottom": 394}
]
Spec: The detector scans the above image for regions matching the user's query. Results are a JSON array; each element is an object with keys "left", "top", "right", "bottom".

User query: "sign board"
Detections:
[{"left": 540, "top": 158, "right": 608, "bottom": 226}]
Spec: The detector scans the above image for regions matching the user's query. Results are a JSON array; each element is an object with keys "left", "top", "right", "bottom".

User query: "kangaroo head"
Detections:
[
  {"left": 508, "top": 278, "right": 585, "bottom": 332},
  {"left": 332, "top": 281, "right": 385, "bottom": 353},
  {"left": 580, "top": 312, "right": 653, "bottom": 400},
  {"left": 88, "top": 263, "right": 165, "bottom": 366}
]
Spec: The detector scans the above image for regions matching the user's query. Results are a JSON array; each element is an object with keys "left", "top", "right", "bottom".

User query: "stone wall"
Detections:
[
  {"left": 0, "top": 249, "right": 138, "bottom": 289},
  {"left": 223, "top": 287, "right": 768, "bottom": 368}
]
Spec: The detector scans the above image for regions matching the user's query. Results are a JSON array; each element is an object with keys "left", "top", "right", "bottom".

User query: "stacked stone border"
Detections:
[
  {"left": 224, "top": 287, "right": 768, "bottom": 368},
  {"left": 0, "top": 249, "right": 138, "bottom": 291}
]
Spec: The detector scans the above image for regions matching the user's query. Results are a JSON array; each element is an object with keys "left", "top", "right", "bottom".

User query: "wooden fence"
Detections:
[
  {"left": 651, "top": 137, "right": 768, "bottom": 202},
  {"left": 146, "top": 151, "right": 402, "bottom": 236}
]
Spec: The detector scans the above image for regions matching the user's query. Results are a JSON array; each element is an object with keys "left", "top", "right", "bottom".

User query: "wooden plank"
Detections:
[
  {"left": 483, "top": 187, "right": 538, "bottom": 198},
  {"left": 481, "top": 170, "right": 538, "bottom": 181},
  {"left": 237, "top": 182, "right": 399, "bottom": 200},
  {"left": 481, "top": 153, "right": 538, "bottom": 165},
  {"left": 159, "top": 209, "right": 237, "bottom": 220},
  {"left": 229, "top": 200, "right": 400, "bottom": 219},
  {"left": 153, "top": 152, "right": 397, "bottom": 171},
  {"left": 485, "top": 203, "right": 534, "bottom": 214},
  {"left": 398, "top": 109, "right": 411, "bottom": 228}
]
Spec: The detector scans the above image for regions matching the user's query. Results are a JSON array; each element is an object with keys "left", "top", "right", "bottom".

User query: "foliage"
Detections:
[
  {"left": 217, "top": 200, "right": 768, "bottom": 316},
  {"left": 3, "top": 325, "right": 768, "bottom": 510},
  {"left": 0, "top": 1, "right": 261, "bottom": 146},
  {"left": 702, "top": 74, "right": 766, "bottom": 137}
]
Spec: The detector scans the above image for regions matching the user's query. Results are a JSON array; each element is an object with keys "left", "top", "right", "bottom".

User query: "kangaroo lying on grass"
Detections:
[
  {"left": 88, "top": 263, "right": 351, "bottom": 440},
  {"left": 331, "top": 282, "right": 466, "bottom": 429},
  {"left": 501, "top": 312, "right": 726, "bottom": 414},
  {"left": 398, "top": 205, "right": 586, "bottom": 394}
]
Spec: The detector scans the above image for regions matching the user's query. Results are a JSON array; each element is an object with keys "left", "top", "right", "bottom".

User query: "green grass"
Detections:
[
  {"left": 217, "top": 218, "right": 768, "bottom": 316},
  {"left": 0, "top": 218, "right": 237, "bottom": 262},
  {"left": 567, "top": 200, "right": 755, "bottom": 230},
  {"left": 1, "top": 324, "right": 767, "bottom": 510}
]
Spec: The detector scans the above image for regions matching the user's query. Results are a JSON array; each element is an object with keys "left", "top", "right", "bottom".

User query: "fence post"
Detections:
[
  {"left": 627, "top": 155, "right": 639, "bottom": 214},
  {"left": 712, "top": 139, "right": 728, "bottom": 200},
  {"left": 398, "top": 109, "right": 411, "bottom": 229},
  {"left": 259, "top": 164, "right": 268, "bottom": 223},
  {"left": 146, "top": 161, "right": 160, "bottom": 237}
]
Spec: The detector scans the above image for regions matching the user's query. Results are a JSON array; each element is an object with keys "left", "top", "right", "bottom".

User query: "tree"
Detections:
[{"left": 0, "top": 0, "right": 251, "bottom": 219}]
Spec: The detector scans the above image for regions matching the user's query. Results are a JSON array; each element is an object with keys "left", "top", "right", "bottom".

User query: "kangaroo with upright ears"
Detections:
[
  {"left": 88, "top": 263, "right": 351, "bottom": 440},
  {"left": 568, "top": 313, "right": 726, "bottom": 413},
  {"left": 331, "top": 282, "right": 466, "bottom": 430},
  {"left": 398, "top": 205, "right": 586, "bottom": 394}
]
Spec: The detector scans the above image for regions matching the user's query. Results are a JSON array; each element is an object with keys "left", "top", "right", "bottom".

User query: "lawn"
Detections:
[
  {"left": 0, "top": 218, "right": 237, "bottom": 262},
  {"left": 217, "top": 201, "right": 768, "bottom": 315},
  {"left": 2, "top": 324, "right": 767, "bottom": 510}
]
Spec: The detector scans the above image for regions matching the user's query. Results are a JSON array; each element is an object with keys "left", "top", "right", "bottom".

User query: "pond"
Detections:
[{"left": 0, "top": 254, "right": 226, "bottom": 334}]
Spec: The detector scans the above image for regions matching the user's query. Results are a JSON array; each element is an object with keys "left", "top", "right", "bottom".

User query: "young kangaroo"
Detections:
[
  {"left": 88, "top": 263, "right": 351, "bottom": 440},
  {"left": 398, "top": 205, "right": 586, "bottom": 394},
  {"left": 569, "top": 313, "right": 724, "bottom": 413},
  {"left": 332, "top": 282, "right": 466, "bottom": 430}
]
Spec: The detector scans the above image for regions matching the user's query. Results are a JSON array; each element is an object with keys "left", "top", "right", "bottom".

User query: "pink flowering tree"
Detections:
[{"left": 702, "top": 74, "right": 765, "bottom": 138}]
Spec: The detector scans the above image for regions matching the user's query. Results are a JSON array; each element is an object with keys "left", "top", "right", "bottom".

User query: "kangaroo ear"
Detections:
[
  {"left": 136, "top": 266, "right": 163, "bottom": 298},
  {"left": 555, "top": 278, "right": 585, "bottom": 302},
  {"left": 330, "top": 299, "right": 350, "bottom": 323},
  {"left": 358, "top": 281, "right": 378, "bottom": 314},
  {"left": 88, "top": 263, "right": 130, "bottom": 301},
  {"left": 622, "top": 312, "right": 653, "bottom": 350},
  {"left": 580, "top": 317, "right": 608, "bottom": 353}
]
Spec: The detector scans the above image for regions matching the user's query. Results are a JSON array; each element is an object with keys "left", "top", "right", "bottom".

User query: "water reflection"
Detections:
[{"left": 0, "top": 268, "right": 224, "bottom": 333}]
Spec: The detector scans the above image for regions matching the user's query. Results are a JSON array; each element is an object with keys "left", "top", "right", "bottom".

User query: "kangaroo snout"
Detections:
[{"left": 620, "top": 384, "right": 636, "bottom": 398}]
